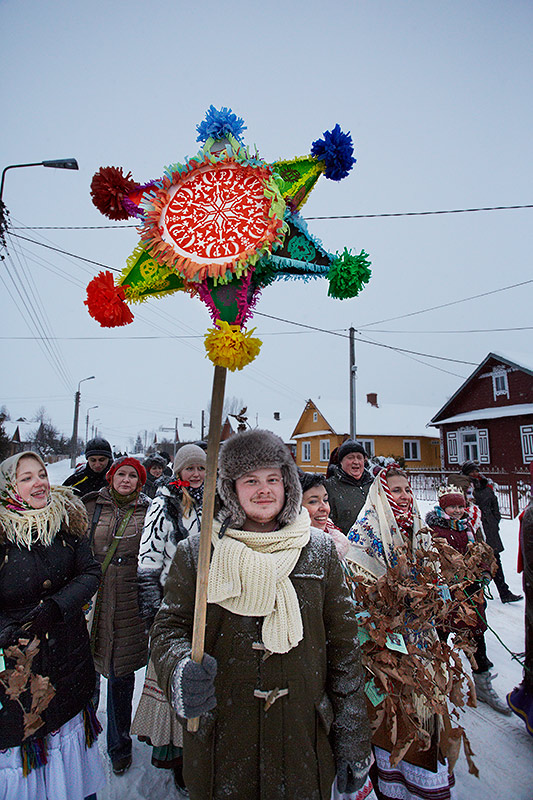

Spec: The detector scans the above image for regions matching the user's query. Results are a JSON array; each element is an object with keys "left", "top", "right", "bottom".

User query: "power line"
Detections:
[
  {"left": 7, "top": 202, "right": 533, "bottom": 228},
  {"left": 359, "top": 277, "right": 533, "bottom": 328},
  {"left": 7, "top": 232, "right": 121, "bottom": 272},
  {"left": 362, "top": 326, "right": 533, "bottom": 334},
  {"left": 254, "top": 311, "right": 477, "bottom": 366},
  {"left": 305, "top": 204, "right": 533, "bottom": 220}
]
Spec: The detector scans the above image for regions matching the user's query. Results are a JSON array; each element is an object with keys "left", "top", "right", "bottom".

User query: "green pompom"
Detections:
[{"left": 328, "top": 248, "right": 372, "bottom": 299}]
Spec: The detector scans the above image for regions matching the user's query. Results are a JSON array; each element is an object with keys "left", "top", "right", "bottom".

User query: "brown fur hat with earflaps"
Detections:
[{"left": 217, "top": 429, "right": 302, "bottom": 528}]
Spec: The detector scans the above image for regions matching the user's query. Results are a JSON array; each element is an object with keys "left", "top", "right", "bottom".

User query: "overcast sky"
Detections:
[{"left": 1, "top": 0, "right": 532, "bottom": 450}]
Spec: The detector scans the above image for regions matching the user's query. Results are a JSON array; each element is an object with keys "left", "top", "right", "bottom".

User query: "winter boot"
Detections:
[{"left": 474, "top": 671, "right": 512, "bottom": 715}]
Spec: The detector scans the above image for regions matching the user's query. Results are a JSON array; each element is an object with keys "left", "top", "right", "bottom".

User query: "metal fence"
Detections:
[{"left": 407, "top": 468, "right": 531, "bottom": 519}]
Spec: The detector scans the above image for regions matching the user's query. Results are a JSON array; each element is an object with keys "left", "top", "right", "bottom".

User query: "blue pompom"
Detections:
[
  {"left": 196, "top": 106, "right": 247, "bottom": 143},
  {"left": 310, "top": 124, "right": 356, "bottom": 181}
]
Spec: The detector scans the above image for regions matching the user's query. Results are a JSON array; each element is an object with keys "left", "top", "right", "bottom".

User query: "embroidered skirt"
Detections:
[
  {"left": 373, "top": 746, "right": 456, "bottom": 800},
  {"left": 131, "top": 657, "right": 183, "bottom": 748},
  {"left": 0, "top": 711, "right": 105, "bottom": 800}
]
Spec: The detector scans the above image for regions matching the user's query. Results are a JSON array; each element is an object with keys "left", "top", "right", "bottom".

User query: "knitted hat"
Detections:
[
  {"left": 461, "top": 461, "right": 480, "bottom": 476},
  {"left": 144, "top": 453, "right": 167, "bottom": 470},
  {"left": 218, "top": 429, "right": 302, "bottom": 528},
  {"left": 85, "top": 437, "right": 112, "bottom": 459},
  {"left": 173, "top": 444, "right": 207, "bottom": 476},
  {"left": 106, "top": 456, "right": 146, "bottom": 487},
  {"left": 437, "top": 484, "right": 466, "bottom": 510},
  {"left": 337, "top": 439, "right": 367, "bottom": 463}
]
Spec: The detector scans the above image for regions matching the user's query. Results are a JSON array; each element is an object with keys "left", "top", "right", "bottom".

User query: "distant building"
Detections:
[
  {"left": 430, "top": 352, "right": 533, "bottom": 470},
  {"left": 291, "top": 397, "right": 441, "bottom": 473},
  {"left": 430, "top": 352, "right": 533, "bottom": 517},
  {"left": 3, "top": 418, "right": 35, "bottom": 457}
]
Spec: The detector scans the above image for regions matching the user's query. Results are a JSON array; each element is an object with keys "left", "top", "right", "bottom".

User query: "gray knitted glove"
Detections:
[
  {"left": 171, "top": 654, "right": 217, "bottom": 718},
  {"left": 336, "top": 754, "right": 372, "bottom": 794}
]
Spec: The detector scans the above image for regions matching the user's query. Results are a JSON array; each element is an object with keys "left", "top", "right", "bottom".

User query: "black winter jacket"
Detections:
[
  {"left": 473, "top": 478, "right": 504, "bottom": 553},
  {"left": 0, "top": 521, "right": 101, "bottom": 747},
  {"left": 63, "top": 463, "right": 109, "bottom": 497},
  {"left": 325, "top": 466, "right": 374, "bottom": 534}
]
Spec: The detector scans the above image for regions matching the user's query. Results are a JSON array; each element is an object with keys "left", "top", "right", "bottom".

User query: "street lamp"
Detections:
[
  {"left": 85, "top": 406, "right": 99, "bottom": 444},
  {"left": 0, "top": 158, "right": 79, "bottom": 244},
  {"left": 70, "top": 376, "right": 95, "bottom": 467}
]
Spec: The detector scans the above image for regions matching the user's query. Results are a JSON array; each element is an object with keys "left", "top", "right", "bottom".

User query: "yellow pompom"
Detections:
[{"left": 204, "top": 320, "right": 262, "bottom": 371}]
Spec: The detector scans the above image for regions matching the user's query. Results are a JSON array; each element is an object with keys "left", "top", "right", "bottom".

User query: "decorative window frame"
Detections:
[
  {"left": 302, "top": 441, "right": 311, "bottom": 462},
  {"left": 492, "top": 368, "right": 509, "bottom": 400},
  {"left": 403, "top": 439, "right": 420, "bottom": 461},
  {"left": 313, "top": 411, "right": 318, "bottom": 422},
  {"left": 521, "top": 424, "right": 533, "bottom": 463},
  {"left": 457, "top": 426, "right": 490, "bottom": 464},
  {"left": 320, "top": 439, "right": 330, "bottom": 462}
]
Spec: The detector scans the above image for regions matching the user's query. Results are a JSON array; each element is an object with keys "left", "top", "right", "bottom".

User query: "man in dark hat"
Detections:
[
  {"left": 325, "top": 439, "right": 373, "bottom": 534},
  {"left": 462, "top": 461, "right": 522, "bottom": 603},
  {"left": 63, "top": 437, "right": 113, "bottom": 497}
]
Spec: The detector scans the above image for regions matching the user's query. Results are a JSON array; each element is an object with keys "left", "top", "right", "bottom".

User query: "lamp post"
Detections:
[
  {"left": 0, "top": 158, "right": 79, "bottom": 245},
  {"left": 85, "top": 406, "right": 99, "bottom": 444},
  {"left": 70, "top": 376, "right": 95, "bottom": 467},
  {"left": 160, "top": 418, "right": 179, "bottom": 459}
]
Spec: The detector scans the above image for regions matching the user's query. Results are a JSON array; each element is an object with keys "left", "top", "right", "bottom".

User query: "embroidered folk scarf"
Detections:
[{"left": 0, "top": 452, "right": 73, "bottom": 548}]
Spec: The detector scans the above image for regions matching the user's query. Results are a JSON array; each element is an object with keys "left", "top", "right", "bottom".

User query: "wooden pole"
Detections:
[{"left": 188, "top": 365, "right": 227, "bottom": 732}]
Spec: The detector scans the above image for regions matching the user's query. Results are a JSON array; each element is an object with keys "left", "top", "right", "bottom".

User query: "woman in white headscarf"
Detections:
[{"left": 0, "top": 451, "right": 105, "bottom": 800}]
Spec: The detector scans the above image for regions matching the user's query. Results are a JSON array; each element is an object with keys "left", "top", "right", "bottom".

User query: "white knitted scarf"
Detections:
[{"left": 207, "top": 509, "right": 311, "bottom": 654}]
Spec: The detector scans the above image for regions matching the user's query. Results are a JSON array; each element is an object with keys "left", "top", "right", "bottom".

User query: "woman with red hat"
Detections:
[{"left": 83, "top": 456, "right": 150, "bottom": 776}]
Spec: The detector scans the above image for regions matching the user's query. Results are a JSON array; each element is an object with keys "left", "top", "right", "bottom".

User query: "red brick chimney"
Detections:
[{"left": 367, "top": 392, "right": 378, "bottom": 408}]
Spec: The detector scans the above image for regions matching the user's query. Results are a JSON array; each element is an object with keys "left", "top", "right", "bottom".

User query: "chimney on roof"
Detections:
[
  {"left": 367, "top": 392, "right": 379, "bottom": 408},
  {"left": 273, "top": 412, "right": 280, "bottom": 421}
]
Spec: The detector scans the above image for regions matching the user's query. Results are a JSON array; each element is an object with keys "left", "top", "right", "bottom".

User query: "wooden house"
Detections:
[{"left": 291, "top": 397, "right": 441, "bottom": 473}]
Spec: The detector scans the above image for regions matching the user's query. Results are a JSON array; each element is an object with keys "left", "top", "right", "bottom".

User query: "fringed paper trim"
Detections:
[
  {"left": 118, "top": 244, "right": 187, "bottom": 304},
  {"left": 138, "top": 154, "right": 287, "bottom": 282},
  {"left": 204, "top": 320, "right": 262, "bottom": 371},
  {"left": 286, "top": 209, "right": 329, "bottom": 258},
  {"left": 85, "top": 271, "right": 134, "bottom": 327},
  {"left": 328, "top": 248, "right": 372, "bottom": 299},
  {"left": 272, "top": 155, "right": 325, "bottom": 210},
  {"left": 266, "top": 254, "right": 330, "bottom": 278}
]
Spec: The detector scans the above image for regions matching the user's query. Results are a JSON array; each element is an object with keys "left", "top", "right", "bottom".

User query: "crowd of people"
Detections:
[{"left": 0, "top": 432, "right": 529, "bottom": 800}]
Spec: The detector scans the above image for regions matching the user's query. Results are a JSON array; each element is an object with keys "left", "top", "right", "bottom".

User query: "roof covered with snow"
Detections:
[
  {"left": 431, "top": 403, "right": 533, "bottom": 426},
  {"left": 297, "top": 399, "right": 440, "bottom": 438}
]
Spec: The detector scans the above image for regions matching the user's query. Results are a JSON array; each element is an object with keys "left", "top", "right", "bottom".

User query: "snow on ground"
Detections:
[{"left": 47, "top": 460, "right": 532, "bottom": 799}]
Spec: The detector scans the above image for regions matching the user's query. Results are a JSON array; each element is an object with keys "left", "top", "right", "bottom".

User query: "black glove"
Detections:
[
  {"left": 173, "top": 653, "right": 217, "bottom": 718},
  {"left": 20, "top": 599, "right": 62, "bottom": 634},
  {"left": 337, "top": 755, "right": 371, "bottom": 794}
]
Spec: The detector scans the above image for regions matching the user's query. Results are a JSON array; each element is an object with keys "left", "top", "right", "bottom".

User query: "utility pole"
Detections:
[
  {"left": 174, "top": 417, "right": 178, "bottom": 460},
  {"left": 201, "top": 410, "right": 205, "bottom": 440},
  {"left": 349, "top": 327, "right": 357, "bottom": 439},
  {"left": 70, "top": 375, "right": 95, "bottom": 467}
]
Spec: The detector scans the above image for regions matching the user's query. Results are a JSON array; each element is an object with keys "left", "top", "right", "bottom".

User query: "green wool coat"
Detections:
[{"left": 151, "top": 527, "right": 371, "bottom": 800}]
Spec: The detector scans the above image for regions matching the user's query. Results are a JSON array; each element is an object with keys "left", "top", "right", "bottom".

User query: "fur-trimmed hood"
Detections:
[{"left": 217, "top": 429, "right": 302, "bottom": 528}]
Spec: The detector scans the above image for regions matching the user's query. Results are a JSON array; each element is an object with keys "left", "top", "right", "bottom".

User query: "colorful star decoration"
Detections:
[{"left": 86, "top": 106, "right": 371, "bottom": 370}]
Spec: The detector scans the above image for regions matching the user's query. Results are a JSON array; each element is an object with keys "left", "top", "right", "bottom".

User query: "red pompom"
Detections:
[
  {"left": 85, "top": 271, "right": 134, "bottom": 327},
  {"left": 90, "top": 166, "right": 138, "bottom": 220}
]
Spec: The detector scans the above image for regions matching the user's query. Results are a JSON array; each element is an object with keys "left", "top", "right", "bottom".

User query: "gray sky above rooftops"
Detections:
[{"left": 1, "top": 0, "right": 532, "bottom": 450}]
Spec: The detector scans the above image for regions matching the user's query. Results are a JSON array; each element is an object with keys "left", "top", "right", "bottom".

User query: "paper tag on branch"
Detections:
[
  {"left": 386, "top": 632, "right": 409, "bottom": 654},
  {"left": 365, "top": 678, "right": 387, "bottom": 707}
]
